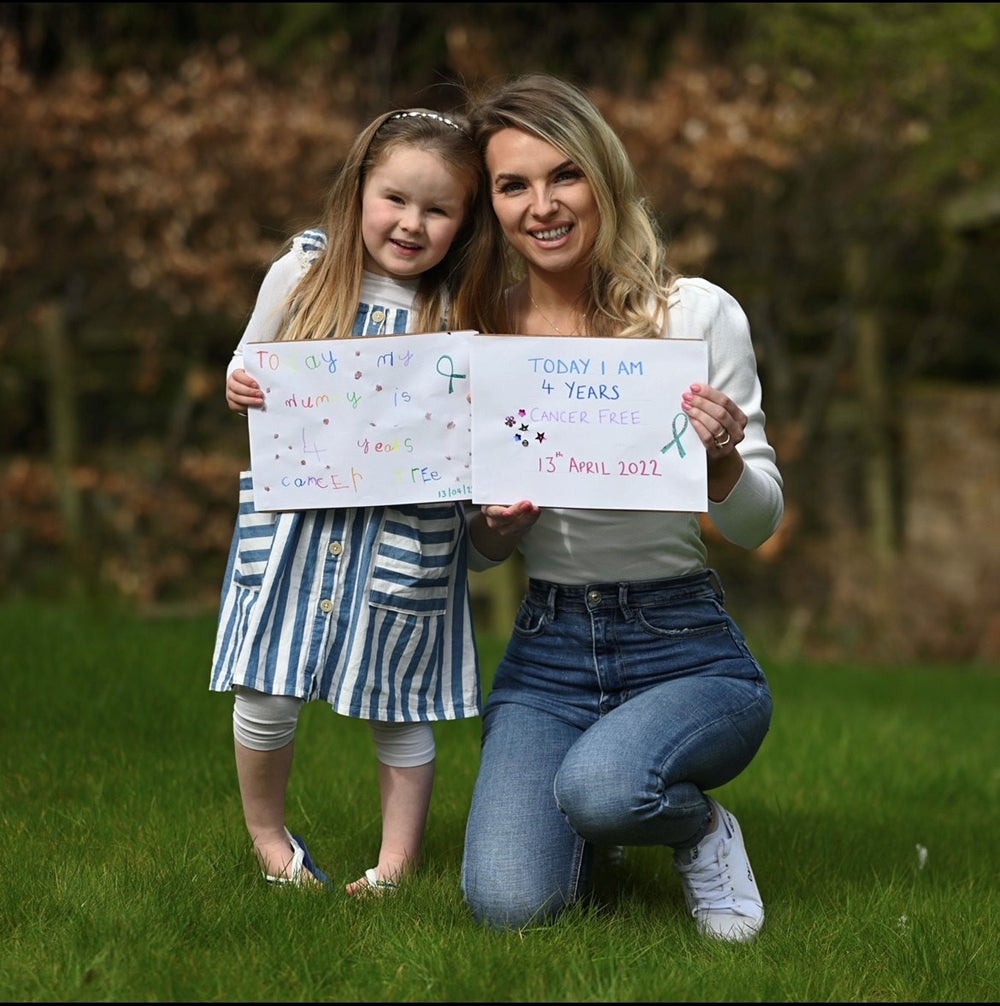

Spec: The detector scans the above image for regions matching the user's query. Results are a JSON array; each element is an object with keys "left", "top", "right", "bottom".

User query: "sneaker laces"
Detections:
[{"left": 676, "top": 837, "right": 740, "bottom": 914}]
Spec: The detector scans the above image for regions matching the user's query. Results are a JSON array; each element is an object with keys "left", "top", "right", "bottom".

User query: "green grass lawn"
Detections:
[{"left": 0, "top": 601, "right": 997, "bottom": 1002}]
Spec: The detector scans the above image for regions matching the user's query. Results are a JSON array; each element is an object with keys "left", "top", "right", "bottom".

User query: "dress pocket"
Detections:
[
  {"left": 369, "top": 503, "right": 460, "bottom": 617},
  {"left": 232, "top": 470, "right": 277, "bottom": 589}
]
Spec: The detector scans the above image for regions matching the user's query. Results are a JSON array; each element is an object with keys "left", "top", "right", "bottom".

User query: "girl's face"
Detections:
[
  {"left": 484, "top": 128, "right": 599, "bottom": 278},
  {"left": 361, "top": 145, "right": 470, "bottom": 280}
]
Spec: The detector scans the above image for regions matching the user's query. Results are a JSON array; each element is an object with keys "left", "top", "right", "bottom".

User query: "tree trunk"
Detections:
[
  {"left": 41, "top": 300, "right": 88, "bottom": 594},
  {"left": 846, "top": 243, "right": 897, "bottom": 644}
]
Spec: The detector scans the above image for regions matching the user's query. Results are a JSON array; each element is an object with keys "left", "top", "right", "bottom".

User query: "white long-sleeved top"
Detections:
[{"left": 467, "top": 277, "right": 784, "bottom": 583}]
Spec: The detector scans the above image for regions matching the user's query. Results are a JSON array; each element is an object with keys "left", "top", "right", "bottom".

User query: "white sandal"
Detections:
[
  {"left": 346, "top": 867, "right": 398, "bottom": 897},
  {"left": 263, "top": 830, "right": 328, "bottom": 888},
  {"left": 264, "top": 839, "right": 304, "bottom": 886}
]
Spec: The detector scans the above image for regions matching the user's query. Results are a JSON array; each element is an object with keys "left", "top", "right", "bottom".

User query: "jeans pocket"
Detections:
[
  {"left": 233, "top": 471, "right": 277, "bottom": 589},
  {"left": 369, "top": 504, "right": 458, "bottom": 617},
  {"left": 510, "top": 597, "right": 548, "bottom": 638},
  {"left": 635, "top": 596, "right": 730, "bottom": 640}
]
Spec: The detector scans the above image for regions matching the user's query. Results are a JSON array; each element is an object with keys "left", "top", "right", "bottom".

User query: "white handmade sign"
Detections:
[
  {"left": 470, "top": 335, "right": 709, "bottom": 511},
  {"left": 245, "top": 331, "right": 474, "bottom": 510}
]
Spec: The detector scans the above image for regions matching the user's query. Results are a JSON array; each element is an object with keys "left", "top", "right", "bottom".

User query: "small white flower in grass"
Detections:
[
  {"left": 898, "top": 915, "right": 908, "bottom": 929},
  {"left": 916, "top": 844, "right": 928, "bottom": 869}
]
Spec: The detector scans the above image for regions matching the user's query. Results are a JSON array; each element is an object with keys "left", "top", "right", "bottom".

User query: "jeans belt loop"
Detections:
[
  {"left": 545, "top": 584, "right": 558, "bottom": 621},
  {"left": 618, "top": 582, "right": 634, "bottom": 620},
  {"left": 707, "top": 567, "right": 725, "bottom": 604}
]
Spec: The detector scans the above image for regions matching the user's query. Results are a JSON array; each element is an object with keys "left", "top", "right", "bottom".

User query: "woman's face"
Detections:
[{"left": 484, "top": 128, "right": 599, "bottom": 277}]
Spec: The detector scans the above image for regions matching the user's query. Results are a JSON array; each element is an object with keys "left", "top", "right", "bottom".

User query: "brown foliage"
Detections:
[
  {"left": 0, "top": 34, "right": 359, "bottom": 324},
  {"left": 1, "top": 26, "right": 996, "bottom": 664}
]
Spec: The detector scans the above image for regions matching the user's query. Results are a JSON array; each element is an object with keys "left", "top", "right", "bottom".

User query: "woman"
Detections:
[{"left": 459, "top": 74, "right": 784, "bottom": 942}]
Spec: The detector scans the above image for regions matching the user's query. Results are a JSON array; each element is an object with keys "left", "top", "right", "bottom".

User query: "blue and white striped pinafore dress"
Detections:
[{"left": 209, "top": 231, "right": 480, "bottom": 722}]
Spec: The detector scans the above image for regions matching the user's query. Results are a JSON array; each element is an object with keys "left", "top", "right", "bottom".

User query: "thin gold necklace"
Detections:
[{"left": 529, "top": 293, "right": 588, "bottom": 336}]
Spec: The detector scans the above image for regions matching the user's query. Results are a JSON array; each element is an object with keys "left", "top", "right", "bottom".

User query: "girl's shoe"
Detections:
[
  {"left": 345, "top": 867, "right": 398, "bottom": 897},
  {"left": 263, "top": 830, "right": 329, "bottom": 888}
]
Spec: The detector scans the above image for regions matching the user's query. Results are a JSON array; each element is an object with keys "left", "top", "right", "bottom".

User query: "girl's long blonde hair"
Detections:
[
  {"left": 277, "top": 108, "right": 484, "bottom": 341},
  {"left": 456, "top": 74, "right": 676, "bottom": 339}
]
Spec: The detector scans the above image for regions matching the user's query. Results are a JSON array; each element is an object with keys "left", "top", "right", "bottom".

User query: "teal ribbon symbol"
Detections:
[
  {"left": 661, "top": 412, "right": 689, "bottom": 458},
  {"left": 436, "top": 354, "right": 465, "bottom": 393}
]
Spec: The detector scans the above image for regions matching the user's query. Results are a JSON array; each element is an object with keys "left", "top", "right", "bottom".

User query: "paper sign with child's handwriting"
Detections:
[
  {"left": 245, "top": 332, "right": 474, "bottom": 511},
  {"left": 470, "top": 335, "right": 709, "bottom": 511}
]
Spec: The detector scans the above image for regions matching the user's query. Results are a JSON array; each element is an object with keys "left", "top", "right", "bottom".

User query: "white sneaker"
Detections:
[{"left": 672, "top": 797, "right": 764, "bottom": 942}]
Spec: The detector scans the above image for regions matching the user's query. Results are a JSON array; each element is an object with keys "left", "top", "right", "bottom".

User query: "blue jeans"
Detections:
[{"left": 461, "top": 569, "right": 772, "bottom": 929}]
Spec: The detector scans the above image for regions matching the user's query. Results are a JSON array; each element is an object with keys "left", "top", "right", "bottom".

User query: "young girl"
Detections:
[{"left": 211, "top": 107, "right": 485, "bottom": 894}]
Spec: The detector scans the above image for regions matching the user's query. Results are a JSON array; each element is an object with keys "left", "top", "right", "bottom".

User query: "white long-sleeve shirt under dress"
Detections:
[
  {"left": 211, "top": 231, "right": 480, "bottom": 722},
  {"left": 467, "top": 277, "right": 784, "bottom": 581}
]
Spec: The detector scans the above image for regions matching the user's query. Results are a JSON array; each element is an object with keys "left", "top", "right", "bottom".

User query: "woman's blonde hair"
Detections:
[
  {"left": 457, "top": 74, "right": 676, "bottom": 339},
  {"left": 277, "top": 108, "right": 484, "bottom": 341}
]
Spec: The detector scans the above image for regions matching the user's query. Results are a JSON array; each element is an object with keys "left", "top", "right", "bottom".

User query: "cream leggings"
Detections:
[{"left": 232, "top": 686, "right": 435, "bottom": 767}]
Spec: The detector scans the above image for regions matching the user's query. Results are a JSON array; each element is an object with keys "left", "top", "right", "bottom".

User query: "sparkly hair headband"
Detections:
[{"left": 389, "top": 109, "right": 469, "bottom": 136}]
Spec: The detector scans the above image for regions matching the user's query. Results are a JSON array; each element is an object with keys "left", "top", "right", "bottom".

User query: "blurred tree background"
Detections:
[{"left": 1, "top": 2, "right": 998, "bottom": 662}]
